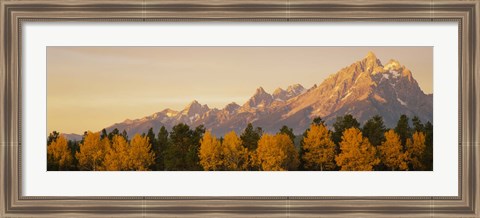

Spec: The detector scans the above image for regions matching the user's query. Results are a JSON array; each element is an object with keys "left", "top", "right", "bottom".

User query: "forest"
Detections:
[{"left": 47, "top": 114, "right": 433, "bottom": 171}]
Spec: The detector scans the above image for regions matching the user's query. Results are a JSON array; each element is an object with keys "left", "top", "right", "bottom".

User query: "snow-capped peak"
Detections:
[
  {"left": 182, "top": 100, "right": 209, "bottom": 116},
  {"left": 243, "top": 86, "right": 273, "bottom": 109},
  {"left": 272, "top": 84, "right": 306, "bottom": 102},
  {"left": 384, "top": 59, "right": 402, "bottom": 71},
  {"left": 365, "top": 51, "right": 377, "bottom": 60},
  {"left": 273, "top": 87, "right": 286, "bottom": 96},
  {"left": 161, "top": 108, "right": 179, "bottom": 117},
  {"left": 286, "top": 84, "right": 305, "bottom": 96},
  {"left": 362, "top": 51, "right": 383, "bottom": 72}
]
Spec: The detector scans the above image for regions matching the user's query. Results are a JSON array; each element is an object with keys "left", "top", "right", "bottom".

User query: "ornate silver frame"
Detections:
[{"left": 1, "top": 0, "right": 479, "bottom": 217}]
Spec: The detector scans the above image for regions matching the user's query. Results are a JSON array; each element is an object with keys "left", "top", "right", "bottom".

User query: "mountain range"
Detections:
[{"left": 64, "top": 51, "right": 433, "bottom": 140}]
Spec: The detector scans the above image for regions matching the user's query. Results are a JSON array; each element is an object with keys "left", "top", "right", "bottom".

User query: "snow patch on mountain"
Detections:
[{"left": 397, "top": 98, "right": 407, "bottom": 106}]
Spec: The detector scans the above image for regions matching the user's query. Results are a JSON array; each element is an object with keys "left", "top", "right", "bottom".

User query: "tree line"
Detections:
[{"left": 47, "top": 114, "right": 433, "bottom": 171}]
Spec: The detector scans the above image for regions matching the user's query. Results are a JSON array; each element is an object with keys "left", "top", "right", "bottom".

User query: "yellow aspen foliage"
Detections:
[
  {"left": 256, "top": 133, "right": 299, "bottom": 171},
  {"left": 222, "top": 131, "right": 249, "bottom": 170},
  {"left": 75, "top": 131, "right": 109, "bottom": 171},
  {"left": 335, "top": 127, "right": 380, "bottom": 171},
  {"left": 247, "top": 150, "right": 258, "bottom": 170},
  {"left": 128, "top": 134, "right": 155, "bottom": 171},
  {"left": 199, "top": 131, "right": 223, "bottom": 171},
  {"left": 378, "top": 130, "right": 408, "bottom": 171},
  {"left": 406, "top": 131, "right": 426, "bottom": 170},
  {"left": 103, "top": 135, "right": 129, "bottom": 171},
  {"left": 47, "top": 135, "right": 73, "bottom": 170},
  {"left": 302, "top": 123, "right": 336, "bottom": 171}
]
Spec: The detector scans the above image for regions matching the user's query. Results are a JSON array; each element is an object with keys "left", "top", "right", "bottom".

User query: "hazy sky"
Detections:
[{"left": 47, "top": 46, "right": 432, "bottom": 134}]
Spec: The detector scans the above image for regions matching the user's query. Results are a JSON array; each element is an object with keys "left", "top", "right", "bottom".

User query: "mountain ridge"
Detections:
[{"left": 63, "top": 52, "right": 433, "bottom": 140}]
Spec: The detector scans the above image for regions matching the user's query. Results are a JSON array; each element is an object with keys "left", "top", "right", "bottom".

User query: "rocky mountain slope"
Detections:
[{"left": 68, "top": 51, "right": 432, "bottom": 139}]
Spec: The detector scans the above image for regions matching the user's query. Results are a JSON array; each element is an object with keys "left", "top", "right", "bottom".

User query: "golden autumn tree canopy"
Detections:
[
  {"left": 199, "top": 131, "right": 223, "bottom": 171},
  {"left": 128, "top": 134, "right": 155, "bottom": 171},
  {"left": 222, "top": 131, "right": 249, "bottom": 171},
  {"left": 335, "top": 127, "right": 380, "bottom": 171},
  {"left": 75, "top": 131, "right": 109, "bottom": 171},
  {"left": 103, "top": 135, "right": 129, "bottom": 171},
  {"left": 47, "top": 135, "right": 73, "bottom": 170},
  {"left": 256, "top": 133, "right": 299, "bottom": 171},
  {"left": 302, "top": 123, "right": 336, "bottom": 171},
  {"left": 378, "top": 130, "right": 408, "bottom": 171},
  {"left": 406, "top": 131, "right": 426, "bottom": 170}
]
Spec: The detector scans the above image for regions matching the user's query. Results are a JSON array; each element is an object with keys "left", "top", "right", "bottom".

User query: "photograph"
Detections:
[
  {"left": 46, "top": 46, "right": 433, "bottom": 171},
  {"left": 3, "top": 0, "right": 478, "bottom": 216}
]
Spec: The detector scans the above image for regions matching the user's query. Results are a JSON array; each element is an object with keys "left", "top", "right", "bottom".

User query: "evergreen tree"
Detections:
[
  {"left": 312, "top": 117, "right": 325, "bottom": 125},
  {"left": 332, "top": 114, "right": 360, "bottom": 146},
  {"left": 240, "top": 123, "right": 261, "bottom": 151},
  {"left": 100, "top": 128, "right": 108, "bottom": 140},
  {"left": 145, "top": 127, "right": 157, "bottom": 170},
  {"left": 362, "top": 115, "right": 387, "bottom": 147},
  {"left": 279, "top": 125, "right": 295, "bottom": 142},
  {"left": 394, "top": 114, "right": 411, "bottom": 148},
  {"left": 67, "top": 140, "right": 80, "bottom": 170},
  {"left": 108, "top": 128, "right": 120, "bottom": 141},
  {"left": 422, "top": 121, "right": 433, "bottom": 170},
  {"left": 47, "top": 131, "right": 60, "bottom": 146},
  {"left": 412, "top": 116, "right": 425, "bottom": 133},
  {"left": 121, "top": 129, "right": 129, "bottom": 141},
  {"left": 188, "top": 125, "right": 205, "bottom": 170},
  {"left": 164, "top": 123, "right": 192, "bottom": 170},
  {"left": 155, "top": 126, "right": 169, "bottom": 170},
  {"left": 163, "top": 124, "right": 203, "bottom": 170}
]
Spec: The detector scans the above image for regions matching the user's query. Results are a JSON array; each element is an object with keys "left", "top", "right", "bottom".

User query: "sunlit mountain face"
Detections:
[{"left": 66, "top": 52, "right": 432, "bottom": 139}]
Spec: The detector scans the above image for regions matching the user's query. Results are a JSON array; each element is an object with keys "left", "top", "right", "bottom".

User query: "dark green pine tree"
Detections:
[
  {"left": 146, "top": 127, "right": 156, "bottom": 147},
  {"left": 47, "top": 131, "right": 60, "bottom": 146},
  {"left": 394, "top": 114, "right": 412, "bottom": 148},
  {"left": 155, "top": 126, "right": 169, "bottom": 171},
  {"left": 361, "top": 115, "right": 387, "bottom": 170},
  {"left": 240, "top": 123, "right": 261, "bottom": 151},
  {"left": 146, "top": 127, "right": 157, "bottom": 170},
  {"left": 107, "top": 128, "right": 120, "bottom": 141},
  {"left": 312, "top": 117, "right": 325, "bottom": 125},
  {"left": 279, "top": 125, "right": 295, "bottom": 142},
  {"left": 187, "top": 125, "right": 205, "bottom": 171},
  {"left": 67, "top": 139, "right": 80, "bottom": 171},
  {"left": 121, "top": 129, "right": 129, "bottom": 141},
  {"left": 164, "top": 123, "right": 191, "bottom": 170},
  {"left": 163, "top": 123, "right": 203, "bottom": 171},
  {"left": 80, "top": 131, "right": 88, "bottom": 144},
  {"left": 362, "top": 115, "right": 387, "bottom": 147},
  {"left": 412, "top": 116, "right": 425, "bottom": 133},
  {"left": 422, "top": 121, "right": 433, "bottom": 171},
  {"left": 100, "top": 128, "right": 108, "bottom": 140}
]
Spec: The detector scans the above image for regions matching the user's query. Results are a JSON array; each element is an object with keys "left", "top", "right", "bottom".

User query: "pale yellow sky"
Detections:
[{"left": 47, "top": 47, "right": 432, "bottom": 134}]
